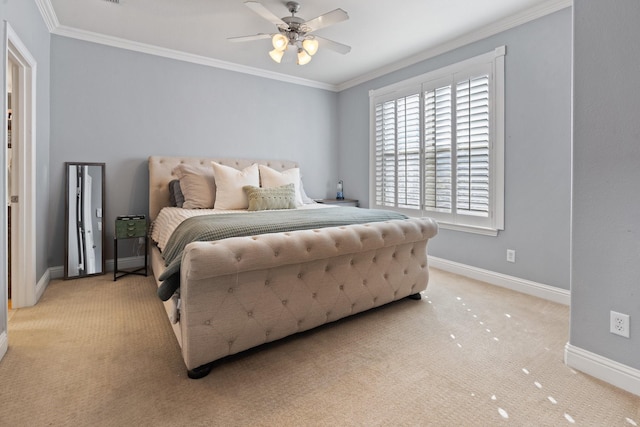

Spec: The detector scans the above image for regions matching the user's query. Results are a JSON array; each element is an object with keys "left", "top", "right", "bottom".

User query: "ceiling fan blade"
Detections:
[
  {"left": 227, "top": 33, "right": 272, "bottom": 42},
  {"left": 244, "top": 1, "right": 286, "bottom": 26},
  {"left": 315, "top": 36, "right": 351, "bottom": 55},
  {"left": 304, "top": 9, "right": 349, "bottom": 33}
]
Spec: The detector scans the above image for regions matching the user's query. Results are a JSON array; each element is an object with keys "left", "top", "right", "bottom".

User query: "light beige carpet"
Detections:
[{"left": 1, "top": 269, "right": 638, "bottom": 426}]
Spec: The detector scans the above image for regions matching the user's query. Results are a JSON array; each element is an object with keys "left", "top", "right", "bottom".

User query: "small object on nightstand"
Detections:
[
  {"left": 315, "top": 198, "right": 359, "bottom": 207},
  {"left": 114, "top": 215, "right": 148, "bottom": 281},
  {"left": 336, "top": 180, "right": 344, "bottom": 200}
]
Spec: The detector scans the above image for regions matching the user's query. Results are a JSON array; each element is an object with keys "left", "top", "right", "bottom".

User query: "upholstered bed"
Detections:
[{"left": 148, "top": 156, "right": 438, "bottom": 378}]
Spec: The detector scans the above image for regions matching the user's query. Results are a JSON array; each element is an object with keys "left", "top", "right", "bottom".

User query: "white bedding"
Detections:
[{"left": 150, "top": 204, "right": 336, "bottom": 252}]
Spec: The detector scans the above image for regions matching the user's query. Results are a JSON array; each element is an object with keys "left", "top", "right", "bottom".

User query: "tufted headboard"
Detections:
[{"left": 148, "top": 156, "right": 299, "bottom": 222}]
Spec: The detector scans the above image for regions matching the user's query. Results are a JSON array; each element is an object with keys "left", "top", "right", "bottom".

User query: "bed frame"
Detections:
[{"left": 148, "top": 156, "right": 438, "bottom": 378}]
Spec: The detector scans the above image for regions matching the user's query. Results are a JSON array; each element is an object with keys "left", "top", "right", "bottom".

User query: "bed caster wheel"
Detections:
[
  {"left": 187, "top": 363, "right": 213, "bottom": 379},
  {"left": 407, "top": 293, "right": 422, "bottom": 300}
]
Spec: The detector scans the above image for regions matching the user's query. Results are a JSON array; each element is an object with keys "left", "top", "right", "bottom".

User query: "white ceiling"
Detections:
[{"left": 43, "top": 0, "right": 569, "bottom": 90}]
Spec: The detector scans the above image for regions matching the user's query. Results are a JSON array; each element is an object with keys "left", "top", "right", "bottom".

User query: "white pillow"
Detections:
[
  {"left": 211, "top": 162, "right": 259, "bottom": 209},
  {"left": 258, "top": 165, "right": 304, "bottom": 207}
]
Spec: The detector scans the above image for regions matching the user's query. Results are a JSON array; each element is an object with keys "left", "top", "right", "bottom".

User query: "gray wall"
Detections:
[
  {"left": 337, "top": 9, "right": 572, "bottom": 290},
  {"left": 572, "top": 0, "right": 640, "bottom": 370},
  {"left": 49, "top": 36, "right": 339, "bottom": 266},
  {"left": 1, "top": 0, "right": 51, "bottom": 315}
]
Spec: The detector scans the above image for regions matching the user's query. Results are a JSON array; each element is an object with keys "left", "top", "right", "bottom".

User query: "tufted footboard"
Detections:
[{"left": 177, "top": 217, "right": 438, "bottom": 376}]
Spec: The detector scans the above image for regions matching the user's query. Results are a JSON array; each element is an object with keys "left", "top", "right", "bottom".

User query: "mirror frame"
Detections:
[{"left": 64, "top": 162, "right": 106, "bottom": 279}]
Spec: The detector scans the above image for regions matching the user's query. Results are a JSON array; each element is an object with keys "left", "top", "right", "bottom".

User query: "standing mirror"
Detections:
[{"left": 64, "top": 162, "right": 105, "bottom": 279}]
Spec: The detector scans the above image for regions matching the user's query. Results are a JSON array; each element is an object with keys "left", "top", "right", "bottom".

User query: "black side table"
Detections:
[{"left": 114, "top": 215, "right": 148, "bottom": 281}]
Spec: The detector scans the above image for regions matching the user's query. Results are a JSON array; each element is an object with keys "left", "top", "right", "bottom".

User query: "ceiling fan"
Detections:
[{"left": 228, "top": 1, "right": 351, "bottom": 65}]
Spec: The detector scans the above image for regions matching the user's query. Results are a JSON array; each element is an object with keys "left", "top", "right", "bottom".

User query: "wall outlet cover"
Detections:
[{"left": 610, "top": 311, "right": 630, "bottom": 338}]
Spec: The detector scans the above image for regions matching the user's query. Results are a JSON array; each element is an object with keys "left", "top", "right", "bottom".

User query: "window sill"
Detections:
[{"left": 418, "top": 218, "right": 500, "bottom": 236}]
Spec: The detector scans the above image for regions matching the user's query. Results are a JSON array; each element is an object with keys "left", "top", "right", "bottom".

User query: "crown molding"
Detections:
[
  {"left": 34, "top": 0, "right": 59, "bottom": 32},
  {"left": 34, "top": 0, "right": 336, "bottom": 91},
  {"left": 35, "top": 0, "right": 571, "bottom": 93},
  {"left": 336, "top": 0, "right": 572, "bottom": 91},
  {"left": 50, "top": 25, "right": 337, "bottom": 91}
]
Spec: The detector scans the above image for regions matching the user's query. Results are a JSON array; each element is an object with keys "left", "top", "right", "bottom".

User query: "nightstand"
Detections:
[
  {"left": 314, "top": 198, "right": 360, "bottom": 207},
  {"left": 114, "top": 215, "right": 148, "bottom": 281}
]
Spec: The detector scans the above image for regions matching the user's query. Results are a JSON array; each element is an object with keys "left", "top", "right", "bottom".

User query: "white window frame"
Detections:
[{"left": 369, "top": 46, "right": 505, "bottom": 236}]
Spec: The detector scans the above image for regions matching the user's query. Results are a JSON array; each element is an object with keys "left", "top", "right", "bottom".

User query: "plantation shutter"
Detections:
[
  {"left": 374, "top": 101, "right": 396, "bottom": 206},
  {"left": 397, "top": 94, "right": 421, "bottom": 209},
  {"left": 424, "top": 85, "right": 452, "bottom": 213},
  {"left": 374, "top": 92, "right": 421, "bottom": 210},
  {"left": 455, "top": 74, "right": 490, "bottom": 217}
]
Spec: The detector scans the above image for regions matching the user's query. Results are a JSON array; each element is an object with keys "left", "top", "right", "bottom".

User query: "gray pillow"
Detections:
[
  {"left": 243, "top": 183, "right": 297, "bottom": 211},
  {"left": 168, "top": 179, "right": 185, "bottom": 208}
]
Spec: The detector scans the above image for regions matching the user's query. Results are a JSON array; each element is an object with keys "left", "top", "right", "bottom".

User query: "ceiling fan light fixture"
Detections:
[
  {"left": 271, "top": 33, "right": 288, "bottom": 51},
  {"left": 230, "top": 1, "right": 351, "bottom": 67},
  {"left": 269, "top": 48, "right": 285, "bottom": 63},
  {"left": 297, "top": 48, "right": 312, "bottom": 65},
  {"left": 302, "top": 38, "right": 319, "bottom": 56}
]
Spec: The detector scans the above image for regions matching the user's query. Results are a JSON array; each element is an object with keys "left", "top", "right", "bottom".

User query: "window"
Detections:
[{"left": 370, "top": 47, "right": 505, "bottom": 235}]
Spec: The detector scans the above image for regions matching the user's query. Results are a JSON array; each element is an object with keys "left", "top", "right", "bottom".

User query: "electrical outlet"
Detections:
[
  {"left": 506, "top": 249, "right": 516, "bottom": 263},
  {"left": 610, "top": 311, "right": 630, "bottom": 338}
]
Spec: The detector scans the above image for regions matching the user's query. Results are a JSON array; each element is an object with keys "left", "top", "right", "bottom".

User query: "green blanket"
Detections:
[{"left": 157, "top": 207, "right": 407, "bottom": 300}]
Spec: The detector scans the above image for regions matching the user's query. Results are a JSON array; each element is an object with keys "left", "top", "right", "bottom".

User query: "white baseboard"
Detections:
[
  {"left": 49, "top": 265, "right": 64, "bottom": 280},
  {"left": 428, "top": 256, "right": 570, "bottom": 305},
  {"left": 564, "top": 343, "right": 640, "bottom": 397},
  {"left": 35, "top": 268, "right": 50, "bottom": 302},
  {"left": 0, "top": 331, "right": 7, "bottom": 363},
  {"left": 49, "top": 256, "right": 148, "bottom": 280}
]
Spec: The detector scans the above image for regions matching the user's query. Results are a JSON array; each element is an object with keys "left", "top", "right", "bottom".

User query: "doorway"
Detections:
[
  {"left": 4, "top": 24, "right": 37, "bottom": 310},
  {"left": 6, "top": 41, "right": 20, "bottom": 311},
  {"left": 6, "top": 59, "right": 14, "bottom": 309}
]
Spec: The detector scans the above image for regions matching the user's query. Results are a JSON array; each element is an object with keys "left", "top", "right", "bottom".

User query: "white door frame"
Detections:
[
  {"left": 1, "top": 22, "right": 7, "bottom": 363},
  {"left": 4, "top": 23, "right": 37, "bottom": 309}
]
